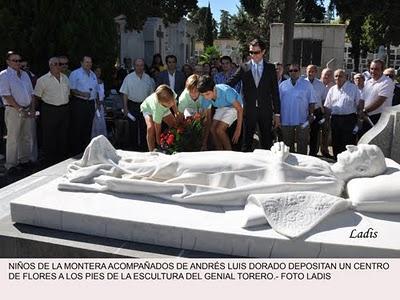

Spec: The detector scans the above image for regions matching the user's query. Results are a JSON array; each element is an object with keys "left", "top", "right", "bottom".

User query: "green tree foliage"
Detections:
[
  {"left": 204, "top": 3, "right": 214, "bottom": 48},
  {"left": 233, "top": 0, "right": 324, "bottom": 58},
  {"left": 0, "top": 0, "right": 196, "bottom": 77},
  {"left": 199, "top": 46, "right": 221, "bottom": 63},
  {"left": 218, "top": 10, "right": 233, "bottom": 39},
  {"left": 188, "top": 6, "right": 218, "bottom": 42}
]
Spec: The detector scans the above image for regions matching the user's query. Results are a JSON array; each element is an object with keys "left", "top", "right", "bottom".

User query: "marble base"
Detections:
[{"left": 10, "top": 178, "right": 400, "bottom": 257}]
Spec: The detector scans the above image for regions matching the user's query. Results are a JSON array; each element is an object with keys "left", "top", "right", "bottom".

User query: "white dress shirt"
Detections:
[
  {"left": 0, "top": 67, "right": 33, "bottom": 107},
  {"left": 304, "top": 77, "right": 326, "bottom": 108},
  {"left": 168, "top": 71, "right": 176, "bottom": 91},
  {"left": 362, "top": 75, "right": 395, "bottom": 115},
  {"left": 324, "top": 81, "right": 360, "bottom": 115},
  {"left": 119, "top": 72, "right": 154, "bottom": 103}
]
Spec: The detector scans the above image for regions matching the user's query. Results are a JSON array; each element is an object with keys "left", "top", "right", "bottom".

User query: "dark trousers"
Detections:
[
  {"left": 69, "top": 96, "right": 95, "bottom": 156},
  {"left": 127, "top": 101, "right": 147, "bottom": 151},
  {"left": 243, "top": 107, "right": 273, "bottom": 152},
  {"left": 331, "top": 113, "right": 357, "bottom": 158},
  {"left": 41, "top": 102, "right": 70, "bottom": 165},
  {"left": 358, "top": 113, "right": 381, "bottom": 139},
  {"left": 309, "top": 107, "right": 324, "bottom": 156}
]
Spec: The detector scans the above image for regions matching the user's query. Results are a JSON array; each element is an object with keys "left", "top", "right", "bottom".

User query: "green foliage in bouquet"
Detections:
[{"left": 159, "top": 113, "right": 203, "bottom": 154}]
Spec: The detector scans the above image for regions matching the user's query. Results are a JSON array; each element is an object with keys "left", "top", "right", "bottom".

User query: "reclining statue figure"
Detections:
[{"left": 59, "top": 135, "right": 386, "bottom": 207}]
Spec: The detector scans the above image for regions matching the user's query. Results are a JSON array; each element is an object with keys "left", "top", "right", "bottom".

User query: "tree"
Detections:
[
  {"left": 218, "top": 10, "right": 233, "bottom": 39},
  {"left": 361, "top": 2, "right": 400, "bottom": 61},
  {"left": 199, "top": 46, "right": 221, "bottom": 63},
  {"left": 282, "top": 0, "right": 296, "bottom": 66},
  {"left": 0, "top": 0, "right": 197, "bottom": 77},
  {"left": 233, "top": 0, "right": 324, "bottom": 61},
  {"left": 203, "top": 3, "right": 214, "bottom": 48},
  {"left": 188, "top": 5, "right": 218, "bottom": 42}
]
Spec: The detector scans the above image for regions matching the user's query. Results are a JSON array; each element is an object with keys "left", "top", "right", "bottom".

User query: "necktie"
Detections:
[{"left": 254, "top": 64, "right": 261, "bottom": 87}]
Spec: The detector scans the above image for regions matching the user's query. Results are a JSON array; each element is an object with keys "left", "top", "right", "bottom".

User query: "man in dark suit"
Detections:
[
  {"left": 227, "top": 39, "right": 280, "bottom": 151},
  {"left": 156, "top": 55, "right": 185, "bottom": 97}
]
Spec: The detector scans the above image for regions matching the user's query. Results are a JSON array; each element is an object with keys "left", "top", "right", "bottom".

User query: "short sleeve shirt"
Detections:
[
  {"left": 305, "top": 77, "right": 326, "bottom": 108},
  {"left": 0, "top": 67, "right": 33, "bottom": 106},
  {"left": 279, "top": 77, "right": 316, "bottom": 126},
  {"left": 178, "top": 89, "right": 211, "bottom": 113},
  {"left": 210, "top": 84, "right": 242, "bottom": 108},
  {"left": 119, "top": 72, "right": 154, "bottom": 103},
  {"left": 34, "top": 72, "right": 70, "bottom": 106},
  {"left": 362, "top": 75, "right": 395, "bottom": 115},
  {"left": 140, "top": 93, "right": 172, "bottom": 124},
  {"left": 69, "top": 67, "right": 98, "bottom": 100},
  {"left": 324, "top": 81, "right": 360, "bottom": 115}
]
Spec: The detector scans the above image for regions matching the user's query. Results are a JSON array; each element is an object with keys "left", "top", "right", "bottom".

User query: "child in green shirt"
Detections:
[{"left": 140, "top": 84, "right": 180, "bottom": 151}]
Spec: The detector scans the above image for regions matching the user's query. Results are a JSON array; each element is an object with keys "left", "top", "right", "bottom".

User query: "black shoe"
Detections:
[
  {"left": 322, "top": 151, "right": 334, "bottom": 159},
  {"left": 6, "top": 167, "right": 19, "bottom": 176},
  {"left": 19, "top": 161, "right": 36, "bottom": 170}
]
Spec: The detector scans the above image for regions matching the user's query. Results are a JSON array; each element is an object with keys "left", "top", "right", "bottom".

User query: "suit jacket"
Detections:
[
  {"left": 227, "top": 60, "right": 280, "bottom": 114},
  {"left": 156, "top": 70, "right": 185, "bottom": 97}
]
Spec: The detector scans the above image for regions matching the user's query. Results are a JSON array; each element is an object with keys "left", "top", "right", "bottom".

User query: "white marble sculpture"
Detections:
[{"left": 58, "top": 136, "right": 389, "bottom": 238}]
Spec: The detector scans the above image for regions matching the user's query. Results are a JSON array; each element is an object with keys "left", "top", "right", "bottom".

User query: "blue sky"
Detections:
[{"left": 197, "top": 0, "right": 331, "bottom": 23}]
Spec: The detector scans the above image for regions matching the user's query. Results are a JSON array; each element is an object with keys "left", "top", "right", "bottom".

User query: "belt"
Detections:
[
  {"left": 5, "top": 104, "right": 30, "bottom": 109},
  {"left": 331, "top": 113, "right": 356, "bottom": 117},
  {"left": 72, "top": 96, "right": 95, "bottom": 101}
]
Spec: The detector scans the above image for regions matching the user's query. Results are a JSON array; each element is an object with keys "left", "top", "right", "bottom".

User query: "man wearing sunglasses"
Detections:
[
  {"left": 227, "top": 38, "right": 280, "bottom": 152},
  {"left": 0, "top": 51, "right": 36, "bottom": 174},
  {"left": 279, "top": 64, "right": 316, "bottom": 155},
  {"left": 383, "top": 68, "right": 399, "bottom": 106}
]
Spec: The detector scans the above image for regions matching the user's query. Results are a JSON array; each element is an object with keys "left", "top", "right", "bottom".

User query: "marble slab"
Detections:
[{"left": 10, "top": 178, "right": 400, "bottom": 258}]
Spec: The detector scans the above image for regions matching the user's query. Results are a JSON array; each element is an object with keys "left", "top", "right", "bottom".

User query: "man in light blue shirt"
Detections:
[
  {"left": 198, "top": 75, "right": 243, "bottom": 150},
  {"left": 68, "top": 56, "right": 98, "bottom": 155},
  {"left": 279, "top": 64, "right": 316, "bottom": 154}
]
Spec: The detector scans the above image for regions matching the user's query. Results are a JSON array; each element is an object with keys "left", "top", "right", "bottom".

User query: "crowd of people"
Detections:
[{"left": 0, "top": 37, "right": 399, "bottom": 177}]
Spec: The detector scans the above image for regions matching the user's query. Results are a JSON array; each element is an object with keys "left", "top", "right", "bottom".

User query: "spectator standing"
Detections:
[
  {"left": 320, "top": 68, "right": 335, "bottom": 158},
  {"left": 359, "top": 59, "right": 394, "bottom": 137},
  {"left": 58, "top": 56, "right": 71, "bottom": 77},
  {"left": 20, "top": 60, "right": 37, "bottom": 87},
  {"left": 214, "top": 56, "right": 241, "bottom": 93},
  {"left": 324, "top": 69, "right": 363, "bottom": 158},
  {"left": 274, "top": 62, "right": 288, "bottom": 85},
  {"left": 120, "top": 58, "right": 154, "bottom": 151},
  {"left": 91, "top": 66, "right": 107, "bottom": 139},
  {"left": 182, "top": 64, "right": 193, "bottom": 79},
  {"left": 305, "top": 65, "right": 327, "bottom": 156},
  {"left": 156, "top": 55, "right": 185, "bottom": 97},
  {"left": 34, "top": 57, "right": 70, "bottom": 166},
  {"left": 151, "top": 54, "right": 166, "bottom": 72},
  {"left": 383, "top": 68, "right": 400, "bottom": 106},
  {"left": 354, "top": 73, "right": 365, "bottom": 92},
  {"left": 227, "top": 38, "right": 280, "bottom": 151},
  {"left": 0, "top": 51, "right": 35, "bottom": 173},
  {"left": 68, "top": 56, "right": 98, "bottom": 155},
  {"left": 117, "top": 57, "right": 134, "bottom": 90},
  {"left": 279, "top": 64, "right": 316, "bottom": 154}
]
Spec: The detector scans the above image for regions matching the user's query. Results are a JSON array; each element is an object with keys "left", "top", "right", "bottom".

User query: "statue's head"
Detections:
[{"left": 331, "top": 144, "right": 386, "bottom": 181}]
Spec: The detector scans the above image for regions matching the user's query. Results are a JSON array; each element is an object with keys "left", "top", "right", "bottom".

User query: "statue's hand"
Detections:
[{"left": 270, "top": 142, "right": 290, "bottom": 162}]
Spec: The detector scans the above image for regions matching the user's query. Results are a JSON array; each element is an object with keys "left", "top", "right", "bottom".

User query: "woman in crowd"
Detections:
[
  {"left": 91, "top": 66, "right": 107, "bottom": 138},
  {"left": 151, "top": 53, "right": 166, "bottom": 72}
]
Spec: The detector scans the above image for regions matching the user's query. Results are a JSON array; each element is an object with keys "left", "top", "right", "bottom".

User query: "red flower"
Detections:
[{"left": 166, "top": 134, "right": 175, "bottom": 145}]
